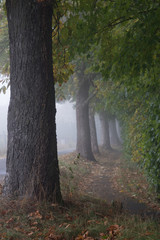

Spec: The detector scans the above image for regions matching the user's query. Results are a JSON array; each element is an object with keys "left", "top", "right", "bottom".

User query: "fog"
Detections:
[
  {"left": 0, "top": 86, "right": 77, "bottom": 156},
  {"left": 56, "top": 101, "right": 76, "bottom": 151},
  {"left": 0, "top": 78, "right": 9, "bottom": 156},
  {"left": 0, "top": 79, "right": 121, "bottom": 158}
]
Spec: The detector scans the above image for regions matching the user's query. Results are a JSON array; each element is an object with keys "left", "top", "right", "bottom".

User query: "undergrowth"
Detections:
[{"left": 116, "top": 154, "right": 160, "bottom": 209}]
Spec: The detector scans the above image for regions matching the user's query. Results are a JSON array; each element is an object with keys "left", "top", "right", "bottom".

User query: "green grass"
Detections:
[
  {"left": 0, "top": 195, "right": 159, "bottom": 240},
  {"left": 0, "top": 152, "right": 160, "bottom": 239}
]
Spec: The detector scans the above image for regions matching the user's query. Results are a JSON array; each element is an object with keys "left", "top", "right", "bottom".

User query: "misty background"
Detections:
[
  {"left": 0, "top": 89, "right": 77, "bottom": 157},
  {"left": 0, "top": 76, "right": 121, "bottom": 158}
]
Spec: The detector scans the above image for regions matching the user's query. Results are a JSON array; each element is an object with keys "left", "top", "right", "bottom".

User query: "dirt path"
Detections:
[{"left": 81, "top": 150, "right": 160, "bottom": 219}]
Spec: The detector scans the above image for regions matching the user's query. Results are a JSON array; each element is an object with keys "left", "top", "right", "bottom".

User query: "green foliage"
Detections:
[
  {"left": 60, "top": 0, "right": 160, "bottom": 193},
  {"left": 55, "top": 54, "right": 100, "bottom": 104},
  {"left": 98, "top": 76, "right": 160, "bottom": 195},
  {"left": 52, "top": 1, "right": 74, "bottom": 86},
  {"left": 72, "top": 0, "right": 160, "bottom": 194},
  {"left": 0, "top": 1, "right": 9, "bottom": 74},
  {"left": 140, "top": 93, "right": 160, "bottom": 193},
  {"left": 110, "top": 1, "right": 160, "bottom": 81}
]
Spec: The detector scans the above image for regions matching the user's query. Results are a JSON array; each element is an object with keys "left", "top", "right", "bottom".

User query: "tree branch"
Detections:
[
  {"left": 98, "top": 7, "right": 159, "bottom": 33},
  {"left": 82, "top": 90, "right": 97, "bottom": 107}
]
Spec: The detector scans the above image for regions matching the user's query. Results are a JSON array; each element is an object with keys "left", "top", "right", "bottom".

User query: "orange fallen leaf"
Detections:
[
  {"left": 107, "top": 224, "right": 119, "bottom": 232},
  {"left": 14, "top": 227, "right": 21, "bottom": 232},
  {"left": 142, "top": 231, "right": 153, "bottom": 236},
  {"left": 31, "top": 221, "right": 38, "bottom": 226},
  {"left": 28, "top": 232, "right": 34, "bottom": 236},
  {"left": 75, "top": 236, "right": 83, "bottom": 240},
  {"left": 6, "top": 217, "right": 14, "bottom": 224},
  {"left": 83, "top": 230, "right": 89, "bottom": 238},
  {"left": 107, "top": 224, "right": 124, "bottom": 238},
  {"left": 28, "top": 210, "right": 42, "bottom": 219},
  {"left": 46, "top": 233, "right": 63, "bottom": 240}
]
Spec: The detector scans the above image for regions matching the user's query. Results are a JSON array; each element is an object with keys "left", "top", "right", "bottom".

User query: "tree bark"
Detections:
[
  {"left": 4, "top": 0, "right": 62, "bottom": 202},
  {"left": 89, "top": 109, "right": 100, "bottom": 154},
  {"left": 109, "top": 116, "right": 121, "bottom": 147},
  {"left": 76, "top": 62, "right": 96, "bottom": 162},
  {"left": 99, "top": 111, "right": 112, "bottom": 151}
]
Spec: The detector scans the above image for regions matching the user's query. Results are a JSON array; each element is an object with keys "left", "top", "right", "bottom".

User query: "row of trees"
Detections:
[
  {"left": 0, "top": 0, "right": 160, "bottom": 200},
  {"left": 56, "top": 56, "right": 121, "bottom": 162},
  {"left": 60, "top": 0, "right": 160, "bottom": 195}
]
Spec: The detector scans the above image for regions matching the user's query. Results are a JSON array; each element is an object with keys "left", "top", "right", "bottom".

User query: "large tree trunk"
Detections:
[
  {"left": 76, "top": 63, "right": 96, "bottom": 162},
  {"left": 99, "top": 111, "right": 112, "bottom": 151},
  {"left": 109, "top": 116, "right": 121, "bottom": 147},
  {"left": 4, "top": 0, "right": 62, "bottom": 202},
  {"left": 89, "top": 109, "right": 100, "bottom": 154}
]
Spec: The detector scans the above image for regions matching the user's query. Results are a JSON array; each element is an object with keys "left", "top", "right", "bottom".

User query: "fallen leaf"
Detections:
[
  {"left": 28, "top": 232, "right": 34, "bottom": 236},
  {"left": 14, "top": 227, "right": 21, "bottom": 232},
  {"left": 75, "top": 235, "right": 83, "bottom": 240},
  {"left": 65, "top": 224, "right": 71, "bottom": 229},
  {"left": 142, "top": 231, "right": 153, "bottom": 236},
  {"left": 6, "top": 217, "right": 14, "bottom": 224},
  {"left": 107, "top": 224, "right": 119, "bottom": 232},
  {"left": 28, "top": 210, "right": 42, "bottom": 219},
  {"left": 107, "top": 224, "right": 124, "bottom": 238},
  {"left": 46, "top": 233, "right": 63, "bottom": 240},
  {"left": 31, "top": 221, "right": 38, "bottom": 226},
  {"left": 83, "top": 230, "right": 89, "bottom": 238}
]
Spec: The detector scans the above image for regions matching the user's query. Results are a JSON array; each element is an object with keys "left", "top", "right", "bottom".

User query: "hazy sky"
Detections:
[
  {"left": 0, "top": 87, "right": 75, "bottom": 118},
  {"left": 0, "top": 89, "right": 10, "bottom": 107},
  {"left": 0, "top": 75, "right": 76, "bottom": 147},
  {"left": 0, "top": 75, "right": 10, "bottom": 107}
]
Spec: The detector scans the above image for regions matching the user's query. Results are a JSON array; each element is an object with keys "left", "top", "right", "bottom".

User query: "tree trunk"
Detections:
[
  {"left": 76, "top": 63, "right": 96, "bottom": 162},
  {"left": 109, "top": 116, "right": 121, "bottom": 147},
  {"left": 89, "top": 109, "right": 100, "bottom": 154},
  {"left": 99, "top": 111, "right": 112, "bottom": 151},
  {"left": 4, "top": 0, "right": 62, "bottom": 202}
]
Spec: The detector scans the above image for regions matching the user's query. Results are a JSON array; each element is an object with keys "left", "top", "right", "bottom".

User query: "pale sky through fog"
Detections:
[
  {"left": 0, "top": 75, "right": 77, "bottom": 150},
  {"left": 0, "top": 74, "right": 10, "bottom": 107},
  {"left": 0, "top": 89, "right": 10, "bottom": 107}
]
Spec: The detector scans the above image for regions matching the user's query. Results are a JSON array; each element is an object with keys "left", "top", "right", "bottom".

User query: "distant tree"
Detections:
[
  {"left": 109, "top": 115, "right": 121, "bottom": 147},
  {"left": 99, "top": 111, "right": 112, "bottom": 151},
  {"left": 4, "top": 0, "right": 62, "bottom": 202},
  {"left": 76, "top": 60, "right": 96, "bottom": 161},
  {"left": 58, "top": 0, "right": 160, "bottom": 193},
  {"left": 89, "top": 108, "right": 100, "bottom": 155}
]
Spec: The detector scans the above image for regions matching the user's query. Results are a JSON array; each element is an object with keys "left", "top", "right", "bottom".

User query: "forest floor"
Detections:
[
  {"left": 60, "top": 149, "right": 160, "bottom": 217},
  {"left": 0, "top": 149, "right": 160, "bottom": 239}
]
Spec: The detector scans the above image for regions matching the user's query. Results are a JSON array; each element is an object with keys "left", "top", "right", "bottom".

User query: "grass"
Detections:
[
  {"left": 0, "top": 195, "right": 159, "bottom": 240},
  {"left": 0, "top": 151, "right": 160, "bottom": 239}
]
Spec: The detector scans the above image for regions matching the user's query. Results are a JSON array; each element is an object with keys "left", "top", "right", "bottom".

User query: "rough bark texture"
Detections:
[
  {"left": 76, "top": 63, "right": 96, "bottom": 162},
  {"left": 89, "top": 109, "right": 100, "bottom": 154},
  {"left": 109, "top": 116, "right": 122, "bottom": 147},
  {"left": 4, "top": 0, "right": 62, "bottom": 202},
  {"left": 99, "top": 111, "right": 112, "bottom": 150}
]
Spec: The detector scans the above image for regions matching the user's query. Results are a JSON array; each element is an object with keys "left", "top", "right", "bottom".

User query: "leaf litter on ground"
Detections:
[{"left": 0, "top": 150, "right": 160, "bottom": 239}]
